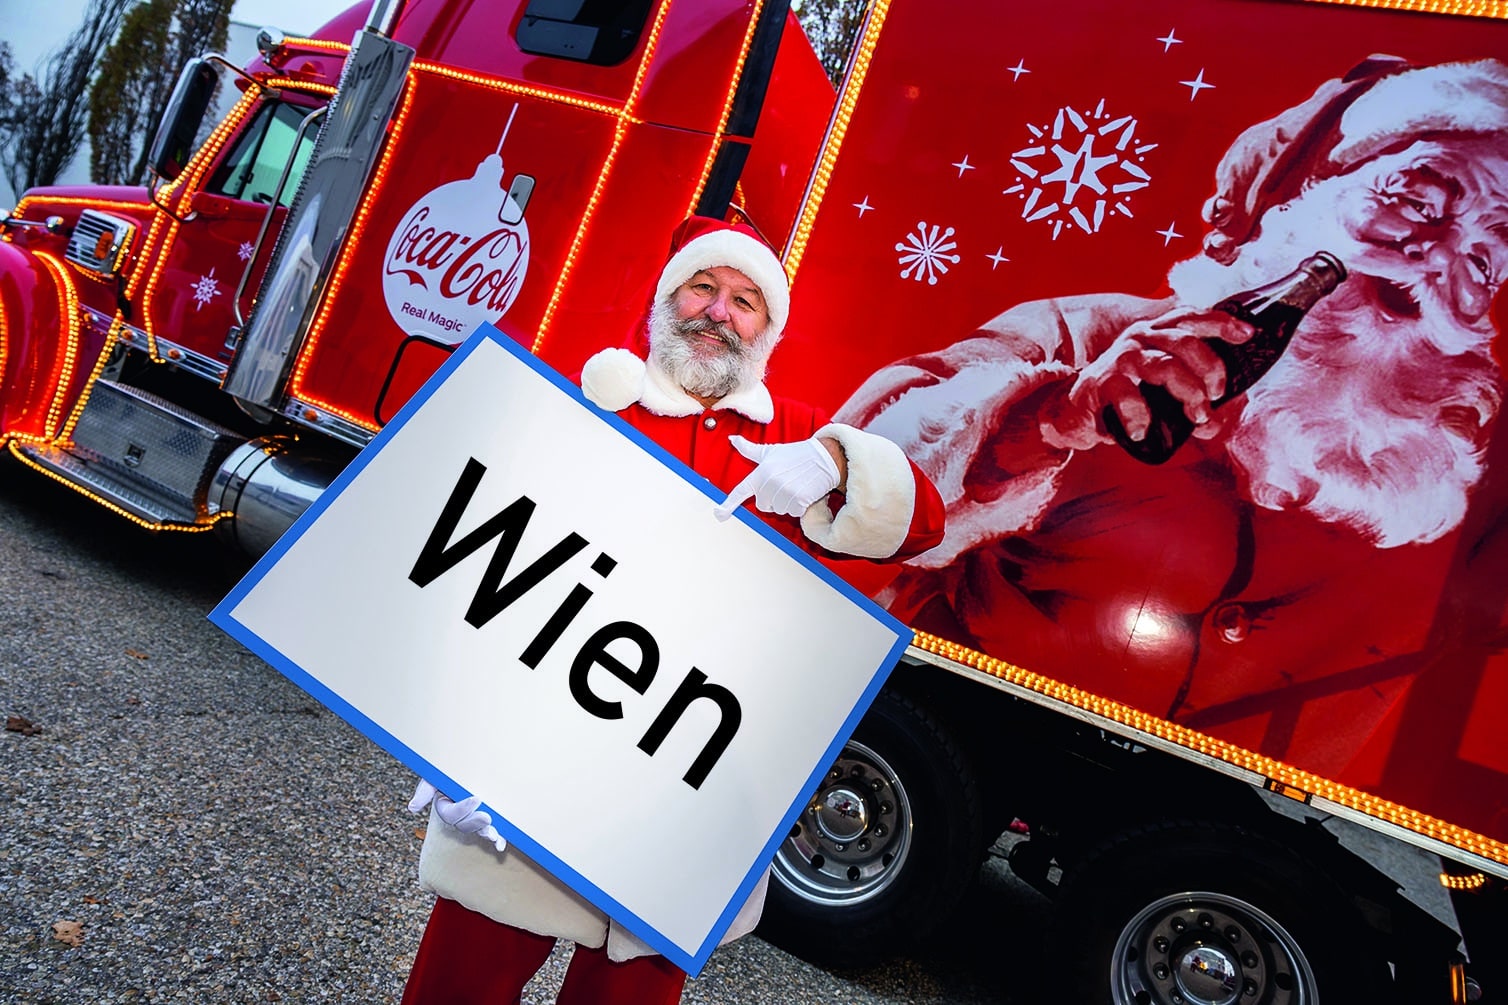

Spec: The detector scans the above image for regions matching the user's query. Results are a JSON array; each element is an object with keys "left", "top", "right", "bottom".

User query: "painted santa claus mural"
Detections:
[{"left": 773, "top": 0, "right": 1508, "bottom": 848}]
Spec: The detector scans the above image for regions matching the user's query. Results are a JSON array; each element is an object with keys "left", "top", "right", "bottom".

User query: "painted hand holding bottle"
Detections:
[{"left": 1104, "top": 252, "right": 1347, "bottom": 464}]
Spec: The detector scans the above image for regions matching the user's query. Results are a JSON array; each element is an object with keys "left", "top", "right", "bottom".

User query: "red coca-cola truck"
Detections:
[{"left": 3, "top": 0, "right": 1507, "bottom": 1000}]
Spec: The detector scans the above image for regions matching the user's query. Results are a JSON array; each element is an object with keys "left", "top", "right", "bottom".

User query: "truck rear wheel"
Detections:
[
  {"left": 1052, "top": 821, "right": 1393, "bottom": 1004},
  {"left": 757, "top": 689, "right": 985, "bottom": 962}
]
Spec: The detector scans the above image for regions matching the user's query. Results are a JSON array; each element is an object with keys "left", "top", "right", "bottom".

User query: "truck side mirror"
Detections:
[{"left": 147, "top": 59, "right": 220, "bottom": 182}]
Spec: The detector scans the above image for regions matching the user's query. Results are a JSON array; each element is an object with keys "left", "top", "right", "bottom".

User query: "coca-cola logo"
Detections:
[{"left": 381, "top": 153, "right": 531, "bottom": 343}]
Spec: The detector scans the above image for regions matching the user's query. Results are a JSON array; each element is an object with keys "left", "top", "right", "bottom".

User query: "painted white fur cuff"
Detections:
[
  {"left": 580, "top": 348, "right": 646, "bottom": 412},
  {"left": 801, "top": 423, "right": 916, "bottom": 559}
]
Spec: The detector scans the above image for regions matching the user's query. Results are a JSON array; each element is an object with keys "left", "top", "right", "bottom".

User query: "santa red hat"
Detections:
[
  {"left": 653, "top": 216, "right": 790, "bottom": 338},
  {"left": 1201, "top": 56, "right": 1508, "bottom": 264}
]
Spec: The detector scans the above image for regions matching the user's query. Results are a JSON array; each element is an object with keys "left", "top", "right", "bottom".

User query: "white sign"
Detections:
[{"left": 210, "top": 324, "right": 910, "bottom": 975}]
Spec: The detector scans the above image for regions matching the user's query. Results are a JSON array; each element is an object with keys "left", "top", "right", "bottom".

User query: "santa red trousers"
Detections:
[{"left": 402, "top": 896, "right": 688, "bottom": 1005}]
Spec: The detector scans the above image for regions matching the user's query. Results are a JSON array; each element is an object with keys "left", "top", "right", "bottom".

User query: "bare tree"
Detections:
[
  {"left": 0, "top": 44, "right": 14, "bottom": 128},
  {"left": 793, "top": 0, "right": 869, "bottom": 88},
  {"left": 170, "top": 0, "right": 234, "bottom": 75},
  {"left": 0, "top": 0, "right": 132, "bottom": 197}
]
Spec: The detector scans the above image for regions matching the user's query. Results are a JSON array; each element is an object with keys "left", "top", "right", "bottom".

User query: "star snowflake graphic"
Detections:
[
  {"left": 192, "top": 268, "right": 221, "bottom": 311},
  {"left": 238, "top": 242, "right": 255, "bottom": 262},
  {"left": 1003, "top": 99, "right": 1156, "bottom": 239},
  {"left": 896, "top": 222, "right": 960, "bottom": 285}
]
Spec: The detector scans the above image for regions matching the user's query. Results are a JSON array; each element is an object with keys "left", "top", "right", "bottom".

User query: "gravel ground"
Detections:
[{"left": 0, "top": 457, "right": 1047, "bottom": 1004}]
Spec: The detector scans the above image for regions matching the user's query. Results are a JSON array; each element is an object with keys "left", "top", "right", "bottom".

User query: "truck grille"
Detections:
[{"left": 64, "top": 210, "right": 135, "bottom": 276}]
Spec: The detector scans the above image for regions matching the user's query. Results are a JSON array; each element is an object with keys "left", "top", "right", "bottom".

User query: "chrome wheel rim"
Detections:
[
  {"left": 771, "top": 740, "right": 912, "bottom": 906},
  {"left": 1110, "top": 891, "right": 1318, "bottom": 1005}
]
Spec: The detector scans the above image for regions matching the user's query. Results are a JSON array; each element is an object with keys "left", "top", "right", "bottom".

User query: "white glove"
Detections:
[
  {"left": 407, "top": 779, "right": 507, "bottom": 852},
  {"left": 714, "top": 435, "right": 842, "bottom": 520}
]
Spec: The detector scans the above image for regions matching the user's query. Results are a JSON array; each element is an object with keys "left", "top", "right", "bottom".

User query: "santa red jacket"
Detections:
[{"left": 580, "top": 346, "right": 945, "bottom": 562}]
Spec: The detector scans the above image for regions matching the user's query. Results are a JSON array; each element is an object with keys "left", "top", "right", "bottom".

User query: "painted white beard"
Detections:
[
  {"left": 1166, "top": 176, "right": 1500, "bottom": 548},
  {"left": 647, "top": 298, "right": 777, "bottom": 400}
]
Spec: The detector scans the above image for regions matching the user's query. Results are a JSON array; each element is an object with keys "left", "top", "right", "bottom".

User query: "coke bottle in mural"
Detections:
[{"left": 1106, "top": 251, "right": 1347, "bottom": 464}]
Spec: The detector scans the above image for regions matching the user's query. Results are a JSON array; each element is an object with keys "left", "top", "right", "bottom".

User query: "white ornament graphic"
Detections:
[
  {"left": 192, "top": 268, "right": 220, "bottom": 311},
  {"left": 896, "top": 222, "right": 960, "bottom": 285},
  {"left": 854, "top": 195, "right": 875, "bottom": 218},
  {"left": 1003, "top": 98, "right": 1156, "bottom": 240},
  {"left": 381, "top": 104, "right": 532, "bottom": 345},
  {"left": 238, "top": 241, "right": 255, "bottom": 262}
]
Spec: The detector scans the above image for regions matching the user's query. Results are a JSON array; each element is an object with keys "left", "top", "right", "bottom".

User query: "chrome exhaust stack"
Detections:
[{"left": 209, "top": 438, "right": 348, "bottom": 556}]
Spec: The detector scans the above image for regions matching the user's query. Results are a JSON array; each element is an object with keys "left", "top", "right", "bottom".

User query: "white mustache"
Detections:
[{"left": 676, "top": 316, "right": 741, "bottom": 351}]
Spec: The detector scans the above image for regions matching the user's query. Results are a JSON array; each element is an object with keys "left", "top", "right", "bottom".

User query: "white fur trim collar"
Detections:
[{"left": 580, "top": 349, "right": 773, "bottom": 422}]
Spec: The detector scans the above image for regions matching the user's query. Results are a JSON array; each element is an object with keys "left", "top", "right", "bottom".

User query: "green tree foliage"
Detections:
[
  {"left": 793, "top": 0, "right": 869, "bottom": 88},
  {"left": 0, "top": 0, "right": 131, "bottom": 198},
  {"left": 88, "top": 0, "right": 233, "bottom": 186}
]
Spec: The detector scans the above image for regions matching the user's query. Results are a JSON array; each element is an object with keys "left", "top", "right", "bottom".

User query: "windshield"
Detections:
[{"left": 207, "top": 101, "right": 319, "bottom": 207}]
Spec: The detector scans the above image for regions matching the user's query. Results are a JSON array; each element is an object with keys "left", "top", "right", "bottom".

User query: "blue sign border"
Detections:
[{"left": 209, "top": 322, "right": 912, "bottom": 975}]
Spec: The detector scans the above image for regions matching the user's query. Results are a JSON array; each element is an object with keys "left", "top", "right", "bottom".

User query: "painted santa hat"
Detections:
[
  {"left": 1330, "top": 58, "right": 1508, "bottom": 167},
  {"left": 1201, "top": 56, "right": 1508, "bottom": 264},
  {"left": 654, "top": 215, "right": 791, "bottom": 339}
]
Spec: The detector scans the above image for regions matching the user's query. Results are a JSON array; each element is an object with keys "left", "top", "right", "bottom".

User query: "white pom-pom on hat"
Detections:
[{"left": 580, "top": 348, "right": 646, "bottom": 412}]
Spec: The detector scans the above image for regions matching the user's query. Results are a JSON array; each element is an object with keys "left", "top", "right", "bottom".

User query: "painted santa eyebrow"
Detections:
[{"left": 1396, "top": 162, "right": 1461, "bottom": 200}]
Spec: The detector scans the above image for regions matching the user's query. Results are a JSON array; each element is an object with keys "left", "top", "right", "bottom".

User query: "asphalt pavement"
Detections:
[{"left": 0, "top": 455, "right": 1049, "bottom": 1004}]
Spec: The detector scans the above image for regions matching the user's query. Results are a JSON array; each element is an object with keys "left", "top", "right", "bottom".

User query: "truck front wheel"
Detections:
[
  {"left": 757, "top": 689, "right": 985, "bottom": 962},
  {"left": 1052, "top": 822, "right": 1393, "bottom": 1004}
]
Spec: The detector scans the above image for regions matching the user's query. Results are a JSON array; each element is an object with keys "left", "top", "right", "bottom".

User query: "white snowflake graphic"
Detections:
[
  {"left": 192, "top": 268, "right": 221, "bottom": 311},
  {"left": 896, "top": 222, "right": 961, "bottom": 285},
  {"left": 237, "top": 242, "right": 255, "bottom": 262},
  {"left": 1003, "top": 98, "right": 1156, "bottom": 240}
]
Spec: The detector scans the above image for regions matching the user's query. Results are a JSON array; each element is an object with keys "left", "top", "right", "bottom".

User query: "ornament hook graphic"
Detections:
[{"left": 494, "top": 102, "right": 534, "bottom": 226}]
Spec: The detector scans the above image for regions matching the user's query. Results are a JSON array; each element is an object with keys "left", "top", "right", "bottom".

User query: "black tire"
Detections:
[
  {"left": 757, "top": 688, "right": 986, "bottom": 962},
  {"left": 1051, "top": 821, "right": 1394, "bottom": 1004}
]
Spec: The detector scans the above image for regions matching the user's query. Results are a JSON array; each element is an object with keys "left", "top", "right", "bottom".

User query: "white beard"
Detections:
[
  {"left": 1167, "top": 174, "right": 1500, "bottom": 548},
  {"left": 646, "top": 298, "right": 778, "bottom": 400}
]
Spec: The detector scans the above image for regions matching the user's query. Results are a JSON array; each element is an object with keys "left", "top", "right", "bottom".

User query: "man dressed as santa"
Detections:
[{"left": 400, "top": 215, "right": 945, "bottom": 1004}]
